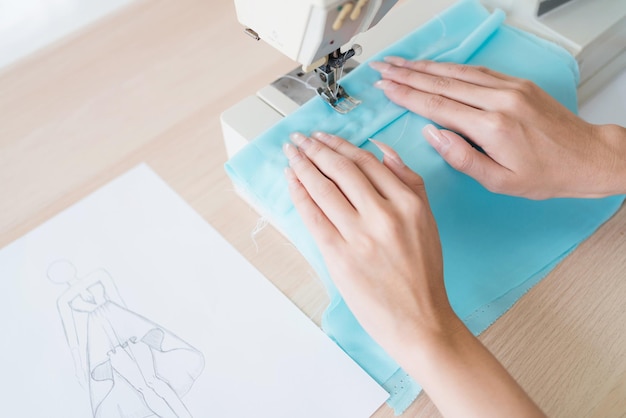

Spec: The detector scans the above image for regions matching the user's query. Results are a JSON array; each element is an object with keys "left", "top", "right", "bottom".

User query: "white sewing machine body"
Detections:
[
  {"left": 233, "top": 0, "right": 399, "bottom": 67},
  {"left": 222, "top": 0, "right": 626, "bottom": 159}
]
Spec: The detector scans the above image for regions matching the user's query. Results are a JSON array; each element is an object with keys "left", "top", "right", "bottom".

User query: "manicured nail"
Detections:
[
  {"left": 369, "top": 139, "right": 405, "bottom": 167},
  {"left": 311, "top": 131, "right": 331, "bottom": 142},
  {"left": 290, "top": 132, "right": 311, "bottom": 149},
  {"left": 283, "top": 142, "right": 299, "bottom": 160},
  {"left": 289, "top": 132, "right": 305, "bottom": 145},
  {"left": 369, "top": 61, "right": 392, "bottom": 73},
  {"left": 374, "top": 79, "right": 395, "bottom": 90},
  {"left": 384, "top": 56, "right": 407, "bottom": 66},
  {"left": 423, "top": 124, "right": 450, "bottom": 151}
]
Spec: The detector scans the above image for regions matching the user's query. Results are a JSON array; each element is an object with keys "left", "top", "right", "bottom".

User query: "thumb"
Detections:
[{"left": 422, "top": 124, "right": 506, "bottom": 188}]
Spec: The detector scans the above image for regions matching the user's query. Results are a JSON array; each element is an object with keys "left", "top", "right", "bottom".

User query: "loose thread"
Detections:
[
  {"left": 278, "top": 74, "right": 318, "bottom": 92},
  {"left": 367, "top": 114, "right": 411, "bottom": 164},
  {"left": 390, "top": 114, "right": 411, "bottom": 147},
  {"left": 250, "top": 216, "right": 270, "bottom": 252}
]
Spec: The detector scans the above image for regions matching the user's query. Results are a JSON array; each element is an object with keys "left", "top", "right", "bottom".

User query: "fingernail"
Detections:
[
  {"left": 283, "top": 142, "right": 299, "bottom": 160},
  {"left": 374, "top": 79, "right": 395, "bottom": 90},
  {"left": 289, "top": 132, "right": 306, "bottom": 145},
  {"left": 384, "top": 56, "right": 407, "bottom": 66},
  {"left": 423, "top": 124, "right": 450, "bottom": 151},
  {"left": 369, "top": 138, "right": 405, "bottom": 167},
  {"left": 311, "top": 131, "right": 330, "bottom": 142},
  {"left": 290, "top": 132, "right": 314, "bottom": 151},
  {"left": 369, "top": 61, "right": 392, "bottom": 73}
]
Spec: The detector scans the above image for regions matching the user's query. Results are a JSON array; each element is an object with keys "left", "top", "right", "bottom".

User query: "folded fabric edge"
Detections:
[
  {"left": 224, "top": 164, "right": 262, "bottom": 216},
  {"left": 464, "top": 248, "right": 573, "bottom": 336},
  {"left": 503, "top": 24, "right": 580, "bottom": 88},
  {"left": 435, "top": 7, "right": 505, "bottom": 63},
  {"left": 464, "top": 195, "right": 625, "bottom": 335},
  {"left": 382, "top": 368, "right": 421, "bottom": 415}
]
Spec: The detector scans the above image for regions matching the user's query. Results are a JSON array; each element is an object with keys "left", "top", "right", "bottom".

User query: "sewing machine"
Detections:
[{"left": 221, "top": 0, "right": 626, "bottom": 159}]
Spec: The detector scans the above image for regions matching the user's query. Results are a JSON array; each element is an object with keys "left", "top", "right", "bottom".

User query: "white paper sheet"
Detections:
[{"left": 0, "top": 164, "right": 388, "bottom": 417}]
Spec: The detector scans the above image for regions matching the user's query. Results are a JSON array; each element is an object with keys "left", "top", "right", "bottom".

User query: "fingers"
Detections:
[
  {"left": 284, "top": 132, "right": 429, "bottom": 234},
  {"left": 283, "top": 166, "right": 342, "bottom": 246},
  {"left": 383, "top": 57, "right": 516, "bottom": 86},
  {"left": 370, "top": 58, "right": 522, "bottom": 147},
  {"left": 283, "top": 142, "right": 357, "bottom": 232},
  {"left": 370, "top": 61, "right": 501, "bottom": 111},
  {"left": 422, "top": 124, "right": 512, "bottom": 192},
  {"left": 307, "top": 131, "right": 407, "bottom": 200},
  {"left": 374, "top": 78, "right": 486, "bottom": 142},
  {"left": 289, "top": 132, "right": 387, "bottom": 207}
]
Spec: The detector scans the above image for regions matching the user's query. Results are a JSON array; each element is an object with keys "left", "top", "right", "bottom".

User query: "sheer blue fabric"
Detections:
[{"left": 225, "top": 0, "right": 625, "bottom": 413}]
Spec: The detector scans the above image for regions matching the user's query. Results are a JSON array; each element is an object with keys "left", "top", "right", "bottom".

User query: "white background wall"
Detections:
[{"left": 0, "top": 0, "right": 133, "bottom": 69}]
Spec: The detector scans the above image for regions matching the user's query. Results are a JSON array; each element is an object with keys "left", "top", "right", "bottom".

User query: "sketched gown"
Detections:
[{"left": 70, "top": 281, "right": 204, "bottom": 417}]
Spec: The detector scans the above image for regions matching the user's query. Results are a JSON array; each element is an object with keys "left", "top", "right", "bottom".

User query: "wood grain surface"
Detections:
[{"left": 1, "top": 0, "right": 624, "bottom": 416}]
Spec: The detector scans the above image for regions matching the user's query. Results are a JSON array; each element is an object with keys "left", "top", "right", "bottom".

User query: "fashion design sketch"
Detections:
[{"left": 48, "top": 260, "right": 205, "bottom": 418}]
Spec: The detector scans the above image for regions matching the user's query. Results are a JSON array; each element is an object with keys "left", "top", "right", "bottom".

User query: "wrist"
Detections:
[
  {"left": 385, "top": 307, "right": 468, "bottom": 369},
  {"left": 599, "top": 123, "right": 626, "bottom": 195},
  {"left": 392, "top": 315, "right": 545, "bottom": 418},
  {"left": 587, "top": 123, "right": 626, "bottom": 197}
]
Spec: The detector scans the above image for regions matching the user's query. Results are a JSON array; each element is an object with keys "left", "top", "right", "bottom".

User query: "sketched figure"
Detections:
[{"left": 48, "top": 260, "right": 204, "bottom": 418}]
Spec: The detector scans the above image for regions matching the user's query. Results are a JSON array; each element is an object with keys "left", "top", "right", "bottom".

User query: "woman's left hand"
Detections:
[
  {"left": 283, "top": 132, "right": 545, "bottom": 418},
  {"left": 282, "top": 131, "right": 461, "bottom": 358}
]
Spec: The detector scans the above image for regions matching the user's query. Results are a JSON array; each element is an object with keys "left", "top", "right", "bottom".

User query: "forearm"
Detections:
[{"left": 393, "top": 320, "right": 545, "bottom": 418}]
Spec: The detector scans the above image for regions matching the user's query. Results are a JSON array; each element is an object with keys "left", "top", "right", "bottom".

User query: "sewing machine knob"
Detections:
[
  {"left": 351, "top": 44, "right": 362, "bottom": 56},
  {"left": 333, "top": 2, "right": 354, "bottom": 31},
  {"left": 351, "top": 0, "right": 369, "bottom": 21}
]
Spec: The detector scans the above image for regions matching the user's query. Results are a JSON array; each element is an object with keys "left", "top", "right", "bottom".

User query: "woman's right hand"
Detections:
[{"left": 370, "top": 58, "right": 626, "bottom": 199}]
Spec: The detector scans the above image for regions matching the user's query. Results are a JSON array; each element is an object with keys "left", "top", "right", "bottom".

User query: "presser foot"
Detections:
[
  {"left": 317, "top": 84, "right": 361, "bottom": 114},
  {"left": 314, "top": 46, "right": 362, "bottom": 114}
]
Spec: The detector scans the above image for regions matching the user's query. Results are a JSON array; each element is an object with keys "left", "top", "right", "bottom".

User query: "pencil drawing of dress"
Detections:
[{"left": 53, "top": 263, "right": 204, "bottom": 418}]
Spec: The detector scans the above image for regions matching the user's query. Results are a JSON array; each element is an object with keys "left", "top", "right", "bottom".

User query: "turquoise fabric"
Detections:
[{"left": 225, "top": 0, "right": 625, "bottom": 414}]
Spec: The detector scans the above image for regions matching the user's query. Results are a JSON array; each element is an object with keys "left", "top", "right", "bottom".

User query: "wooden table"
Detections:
[{"left": 1, "top": 0, "right": 625, "bottom": 416}]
